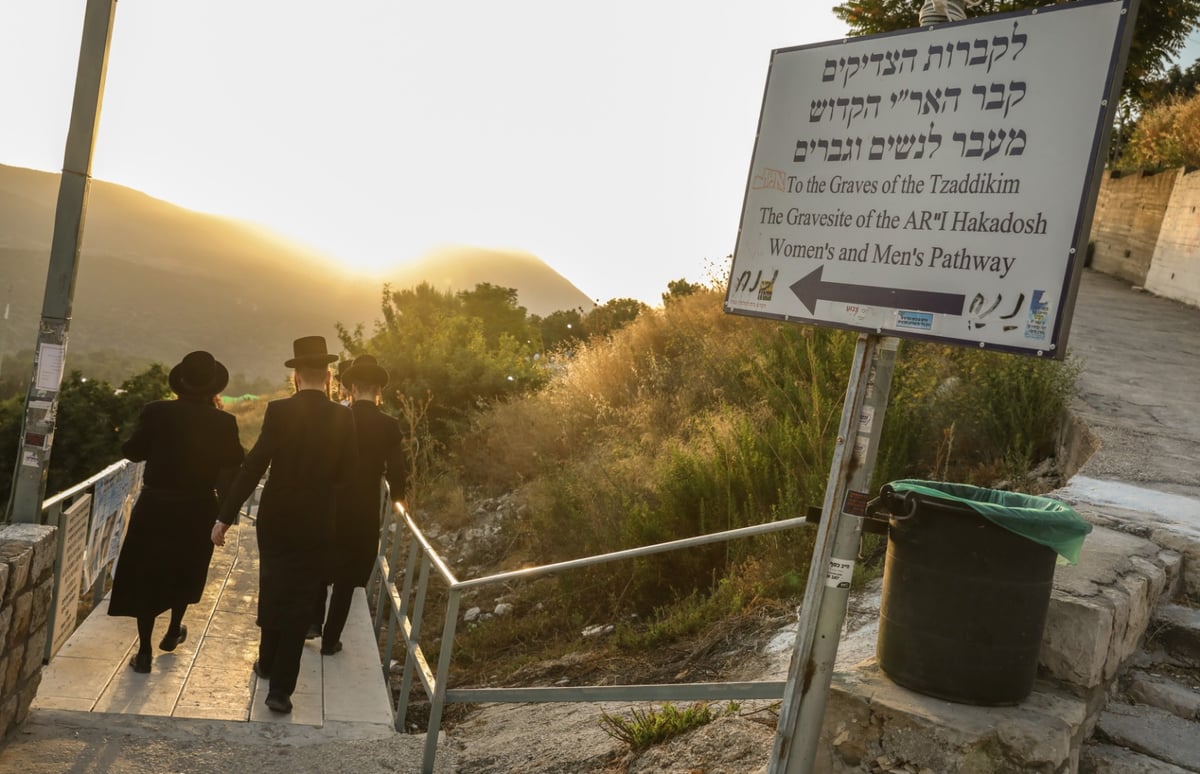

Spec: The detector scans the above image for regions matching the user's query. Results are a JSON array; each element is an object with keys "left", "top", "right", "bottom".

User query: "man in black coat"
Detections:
[
  {"left": 212, "top": 336, "right": 357, "bottom": 714},
  {"left": 319, "top": 354, "right": 407, "bottom": 656}
]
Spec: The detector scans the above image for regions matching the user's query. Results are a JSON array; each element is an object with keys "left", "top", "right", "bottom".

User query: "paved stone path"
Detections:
[{"left": 31, "top": 522, "right": 394, "bottom": 732}]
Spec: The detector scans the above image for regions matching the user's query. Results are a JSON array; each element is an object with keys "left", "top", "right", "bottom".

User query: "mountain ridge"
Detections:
[{"left": 0, "top": 164, "right": 594, "bottom": 381}]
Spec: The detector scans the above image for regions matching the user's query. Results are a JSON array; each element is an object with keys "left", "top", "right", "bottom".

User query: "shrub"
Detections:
[
  {"left": 433, "top": 286, "right": 1079, "bottom": 651},
  {"left": 1118, "top": 89, "right": 1200, "bottom": 170},
  {"left": 599, "top": 702, "right": 735, "bottom": 751}
]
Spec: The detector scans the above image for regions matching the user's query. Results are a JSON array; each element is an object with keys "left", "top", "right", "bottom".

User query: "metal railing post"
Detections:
[
  {"left": 422, "top": 586, "right": 462, "bottom": 774},
  {"left": 395, "top": 551, "right": 432, "bottom": 732}
]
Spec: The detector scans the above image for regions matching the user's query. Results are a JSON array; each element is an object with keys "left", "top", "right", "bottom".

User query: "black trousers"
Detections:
[
  {"left": 259, "top": 624, "right": 306, "bottom": 698},
  {"left": 312, "top": 582, "right": 328, "bottom": 629},
  {"left": 321, "top": 582, "right": 356, "bottom": 649}
]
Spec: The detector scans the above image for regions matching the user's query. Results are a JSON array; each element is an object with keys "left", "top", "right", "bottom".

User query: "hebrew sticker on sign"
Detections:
[{"left": 725, "top": 0, "right": 1133, "bottom": 357}]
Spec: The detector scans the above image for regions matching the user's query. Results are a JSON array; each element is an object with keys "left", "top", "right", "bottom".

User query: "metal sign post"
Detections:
[
  {"left": 7, "top": 0, "right": 118, "bottom": 523},
  {"left": 769, "top": 335, "right": 897, "bottom": 772}
]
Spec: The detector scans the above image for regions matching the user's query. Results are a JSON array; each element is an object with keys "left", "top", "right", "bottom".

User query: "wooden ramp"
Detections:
[{"left": 34, "top": 524, "right": 395, "bottom": 735}]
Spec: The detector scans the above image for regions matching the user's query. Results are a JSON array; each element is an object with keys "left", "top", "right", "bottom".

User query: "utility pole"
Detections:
[{"left": 6, "top": 0, "right": 118, "bottom": 523}]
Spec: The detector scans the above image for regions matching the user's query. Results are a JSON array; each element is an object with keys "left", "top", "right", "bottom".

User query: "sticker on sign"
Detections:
[{"left": 725, "top": 0, "right": 1133, "bottom": 358}]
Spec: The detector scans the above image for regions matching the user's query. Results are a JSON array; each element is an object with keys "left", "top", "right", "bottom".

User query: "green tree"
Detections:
[
  {"left": 831, "top": 0, "right": 1200, "bottom": 105},
  {"left": 25, "top": 365, "right": 170, "bottom": 499},
  {"left": 340, "top": 282, "right": 549, "bottom": 447},
  {"left": 457, "top": 283, "right": 535, "bottom": 349},
  {"left": 0, "top": 394, "right": 23, "bottom": 506},
  {"left": 537, "top": 309, "right": 587, "bottom": 352},
  {"left": 586, "top": 298, "right": 649, "bottom": 339},
  {"left": 662, "top": 278, "right": 703, "bottom": 307},
  {"left": 1141, "top": 60, "right": 1200, "bottom": 105}
]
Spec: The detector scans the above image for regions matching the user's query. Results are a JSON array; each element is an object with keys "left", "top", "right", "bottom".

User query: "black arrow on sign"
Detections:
[{"left": 789, "top": 266, "right": 966, "bottom": 316}]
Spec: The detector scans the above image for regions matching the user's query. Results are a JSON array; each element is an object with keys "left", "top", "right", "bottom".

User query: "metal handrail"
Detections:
[
  {"left": 41, "top": 458, "right": 131, "bottom": 513},
  {"left": 38, "top": 461, "right": 263, "bottom": 661},
  {"left": 369, "top": 501, "right": 811, "bottom": 774}
]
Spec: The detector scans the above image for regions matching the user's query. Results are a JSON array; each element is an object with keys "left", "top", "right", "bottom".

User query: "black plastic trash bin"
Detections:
[{"left": 872, "top": 480, "right": 1091, "bottom": 706}]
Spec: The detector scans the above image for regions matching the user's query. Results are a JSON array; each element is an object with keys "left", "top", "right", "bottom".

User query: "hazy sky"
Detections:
[{"left": 2, "top": 3, "right": 1197, "bottom": 305}]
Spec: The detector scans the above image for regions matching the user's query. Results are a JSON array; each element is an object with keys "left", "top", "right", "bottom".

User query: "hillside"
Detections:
[{"left": 0, "top": 164, "right": 594, "bottom": 381}]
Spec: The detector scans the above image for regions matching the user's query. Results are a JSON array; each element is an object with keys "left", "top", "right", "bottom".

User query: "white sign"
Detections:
[
  {"left": 49, "top": 495, "right": 91, "bottom": 658},
  {"left": 726, "top": 0, "right": 1131, "bottom": 357},
  {"left": 35, "top": 343, "right": 66, "bottom": 391}
]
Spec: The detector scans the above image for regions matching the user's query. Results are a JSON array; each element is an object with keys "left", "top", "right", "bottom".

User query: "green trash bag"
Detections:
[{"left": 887, "top": 479, "right": 1092, "bottom": 564}]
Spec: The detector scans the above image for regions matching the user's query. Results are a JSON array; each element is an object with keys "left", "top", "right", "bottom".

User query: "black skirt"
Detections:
[{"left": 108, "top": 488, "right": 218, "bottom": 618}]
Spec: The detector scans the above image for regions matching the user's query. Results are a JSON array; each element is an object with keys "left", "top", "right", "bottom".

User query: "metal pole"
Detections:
[
  {"left": 770, "top": 336, "right": 899, "bottom": 773},
  {"left": 7, "top": 0, "right": 118, "bottom": 523}
]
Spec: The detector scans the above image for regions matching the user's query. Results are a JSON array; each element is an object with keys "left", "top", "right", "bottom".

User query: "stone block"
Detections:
[
  {"left": 1099, "top": 586, "right": 1131, "bottom": 682},
  {"left": 0, "top": 562, "right": 8, "bottom": 604},
  {"left": 1094, "top": 702, "right": 1200, "bottom": 771},
  {"left": 1, "top": 524, "right": 59, "bottom": 584},
  {"left": 3, "top": 643, "right": 23, "bottom": 695},
  {"left": 1159, "top": 549, "right": 1184, "bottom": 600},
  {"left": 1081, "top": 742, "right": 1194, "bottom": 773},
  {"left": 1041, "top": 593, "right": 1113, "bottom": 690},
  {"left": 1112, "top": 571, "right": 1153, "bottom": 667},
  {"left": 0, "top": 606, "right": 11, "bottom": 650},
  {"left": 1149, "top": 530, "right": 1200, "bottom": 600},
  {"left": 21, "top": 626, "right": 46, "bottom": 679},
  {"left": 9, "top": 591, "right": 32, "bottom": 647},
  {"left": 819, "top": 662, "right": 1084, "bottom": 773},
  {"left": 1150, "top": 604, "right": 1200, "bottom": 666},
  {"left": 1126, "top": 672, "right": 1200, "bottom": 721},
  {"left": 15, "top": 670, "right": 41, "bottom": 725},
  {"left": 29, "top": 577, "right": 53, "bottom": 632},
  {"left": 0, "top": 696, "right": 16, "bottom": 740},
  {"left": 0, "top": 544, "right": 32, "bottom": 603}
]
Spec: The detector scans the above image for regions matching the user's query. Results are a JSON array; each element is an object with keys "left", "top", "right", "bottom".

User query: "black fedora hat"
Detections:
[
  {"left": 169, "top": 351, "right": 229, "bottom": 397},
  {"left": 341, "top": 354, "right": 389, "bottom": 388},
  {"left": 284, "top": 336, "right": 339, "bottom": 368}
]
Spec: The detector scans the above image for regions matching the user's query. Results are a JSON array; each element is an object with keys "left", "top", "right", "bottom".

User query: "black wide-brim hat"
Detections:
[
  {"left": 341, "top": 354, "right": 389, "bottom": 388},
  {"left": 284, "top": 335, "right": 339, "bottom": 368},
  {"left": 169, "top": 351, "right": 230, "bottom": 397}
]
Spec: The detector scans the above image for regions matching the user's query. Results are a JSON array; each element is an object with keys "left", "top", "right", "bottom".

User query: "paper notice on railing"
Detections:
[{"left": 35, "top": 343, "right": 65, "bottom": 392}]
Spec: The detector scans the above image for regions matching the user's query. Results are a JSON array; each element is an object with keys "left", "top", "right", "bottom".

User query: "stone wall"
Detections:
[
  {"left": 0, "top": 524, "right": 57, "bottom": 740},
  {"left": 1089, "top": 168, "right": 1182, "bottom": 287},
  {"left": 1144, "top": 167, "right": 1200, "bottom": 307}
]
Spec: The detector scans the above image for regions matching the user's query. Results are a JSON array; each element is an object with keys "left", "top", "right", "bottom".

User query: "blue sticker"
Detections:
[
  {"left": 895, "top": 310, "right": 934, "bottom": 331},
  {"left": 1024, "top": 290, "right": 1049, "bottom": 340}
]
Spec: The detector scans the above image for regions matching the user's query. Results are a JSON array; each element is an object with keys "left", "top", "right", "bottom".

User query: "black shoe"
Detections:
[
  {"left": 320, "top": 641, "right": 343, "bottom": 656},
  {"left": 252, "top": 659, "right": 270, "bottom": 680},
  {"left": 159, "top": 624, "right": 187, "bottom": 652},
  {"left": 129, "top": 652, "right": 151, "bottom": 673},
  {"left": 305, "top": 624, "right": 321, "bottom": 640},
  {"left": 265, "top": 693, "right": 293, "bottom": 714}
]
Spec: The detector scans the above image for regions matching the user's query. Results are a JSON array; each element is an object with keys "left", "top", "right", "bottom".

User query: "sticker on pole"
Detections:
[
  {"left": 826, "top": 557, "right": 855, "bottom": 589},
  {"left": 725, "top": 0, "right": 1133, "bottom": 358}
]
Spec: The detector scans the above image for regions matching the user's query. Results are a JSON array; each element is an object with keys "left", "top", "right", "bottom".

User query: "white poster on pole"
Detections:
[{"left": 725, "top": 0, "right": 1132, "bottom": 357}]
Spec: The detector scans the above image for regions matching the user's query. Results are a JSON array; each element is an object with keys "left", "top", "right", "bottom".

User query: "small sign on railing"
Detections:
[{"left": 48, "top": 494, "right": 91, "bottom": 658}]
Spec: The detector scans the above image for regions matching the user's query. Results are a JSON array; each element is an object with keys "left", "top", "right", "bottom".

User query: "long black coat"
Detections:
[
  {"left": 109, "top": 397, "right": 244, "bottom": 618},
  {"left": 333, "top": 400, "right": 406, "bottom": 587},
  {"left": 217, "top": 389, "right": 356, "bottom": 630}
]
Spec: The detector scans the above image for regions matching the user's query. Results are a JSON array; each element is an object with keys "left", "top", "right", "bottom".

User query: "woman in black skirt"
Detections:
[{"left": 108, "top": 351, "right": 244, "bottom": 673}]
